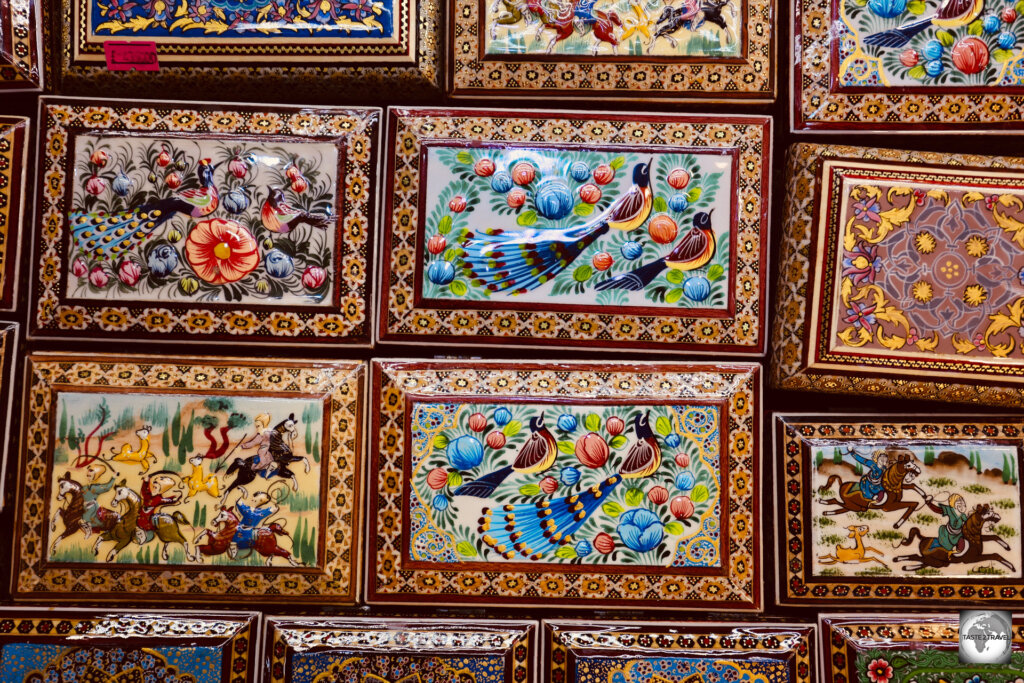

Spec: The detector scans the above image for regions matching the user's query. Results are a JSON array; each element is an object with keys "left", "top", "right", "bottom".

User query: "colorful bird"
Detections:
[
  {"left": 455, "top": 413, "right": 557, "bottom": 497},
  {"left": 595, "top": 210, "right": 716, "bottom": 291},
  {"left": 863, "top": 0, "right": 985, "bottom": 47},
  {"left": 619, "top": 412, "right": 662, "bottom": 479},
  {"left": 459, "top": 161, "right": 653, "bottom": 294},
  {"left": 70, "top": 159, "right": 219, "bottom": 261},
  {"left": 260, "top": 187, "right": 330, "bottom": 233}
]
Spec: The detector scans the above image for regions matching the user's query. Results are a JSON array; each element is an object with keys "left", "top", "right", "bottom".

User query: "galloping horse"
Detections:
[
  {"left": 817, "top": 449, "right": 923, "bottom": 528},
  {"left": 195, "top": 506, "right": 300, "bottom": 567},
  {"left": 94, "top": 485, "right": 196, "bottom": 563},
  {"left": 49, "top": 473, "right": 118, "bottom": 554},
  {"left": 895, "top": 503, "right": 1015, "bottom": 573}
]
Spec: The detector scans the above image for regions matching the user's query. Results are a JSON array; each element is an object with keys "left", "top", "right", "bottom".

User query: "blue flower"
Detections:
[
  {"left": 223, "top": 187, "right": 249, "bottom": 214},
  {"left": 867, "top": 0, "right": 907, "bottom": 17},
  {"left": 493, "top": 407, "right": 512, "bottom": 426},
  {"left": 112, "top": 170, "right": 133, "bottom": 198},
  {"left": 427, "top": 260, "right": 455, "bottom": 285},
  {"left": 675, "top": 471, "right": 695, "bottom": 490},
  {"left": 621, "top": 241, "right": 643, "bottom": 260},
  {"left": 925, "top": 59, "right": 944, "bottom": 77},
  {"left": 569, "top": 161, "right": 590, "bottom": 182},
  {"left": 1000, "top": 31, "right": 1017, "bottom": 48},
  {"left": 922, "top": 40, "right": 944, "bottom": 60},
  {"left": 664, "top": 433, "right": 682, "bottom": 448},
  {"left": 683, "top": 276, "right": 711, "bottom": 302},
  {"left": 560, "top": 466, "right": 581, "bottom": 485},
  {"left": 447, "top": 435, "right": 484, "bottom": 470},
  {"left": 147, "top": 244, "right": 179, "bottom": 277},
  {"left": 984, "top": 14, "right": 1001, "bottom": 32},
  {"left": 669, "top": 194, "right": 690, "bottom": 212},
  {"left": 264, "top": 249, "right": 294, "bottom": 278},
  {"left": 616, "top": 508, "right": 665, "bottom": 552},
  {"left": 534, "top": 179, "right": 575, "bottom": 220},
  {"left": 490, "top": 171, "right": 513, "bottom": 194},
  {"left": 556, "top": 413, "right": 577, "bottom": 431},
  {"left": 432, "top": 494, "right": 449, "bottom": 511},
  {"left": 574, "top": 539, "right": 592, "bottom": 557}
]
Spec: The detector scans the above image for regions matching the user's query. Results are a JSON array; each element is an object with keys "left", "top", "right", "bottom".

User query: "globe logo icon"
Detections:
[{"left": 959, "top": 610, "right": 1013, "bottom": 664}]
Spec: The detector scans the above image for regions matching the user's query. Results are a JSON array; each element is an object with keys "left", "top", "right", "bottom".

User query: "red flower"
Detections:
[
  {"left": 866, "top": 658, "right": 892, "bottom": 683},
  {"left": 184, "top": 218, "right": 259, "bottom": 284}
]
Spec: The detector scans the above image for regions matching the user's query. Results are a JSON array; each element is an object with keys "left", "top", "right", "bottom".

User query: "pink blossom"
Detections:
[
  {"left": 118, "top": 260, "right": 141, "bottom": 287},
  {"left": 302, "top": 265, "right": 326, "bottom": 289},
  {"left": 86, "top": 175, "right": 107, "bottom": 196},
  {"left": 71, "top": 258, "right": 88, "bottom": 278},
  {"left": 88, "top": 267, "right": 109, "bottom": 288}
]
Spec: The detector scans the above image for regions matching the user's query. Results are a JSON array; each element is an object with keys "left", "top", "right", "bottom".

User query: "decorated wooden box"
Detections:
[
  {"left": 0, "top": 0, "right": 44, "bottom": 91},
  {"left": 447, "top": 0, "right": 775, "bottom": 101},
  {"left": 794, "top": 0, "right": 1024, "bottom": 130},
  {"left": 264, "top": 617, "right": 536, "bottom": 683},
  {"left": 544, "top": 620, "right": 815, "bottom": 683},
  {"left": 821, "top": 613, "right": 1024, "bottom": 683},
  {"left": 367, "top": 360, "right": 761, "bottom": 610},
  {"left": 378, "top": 108, "right": 771, "bottom": 354},
  {"left": 29, "top": 97, "right": 378, "bottom": 346},
  {"left": 0, "top": 322, "right": 19, "bottom": 511},
  {"left": 0, "top": 117, "right": 28, "bottom": 311},
  {"left": 11, "top": 353, "right": 364, "bottom": 604},
  {"left": 51, "top": 0, "right": 438, "bottom": 98},
  {"left": 0, "top": 609, "right": 260, "bottom": 682},
  {"left": 776, "top": 414, "right": 1024, "bottom": 608},
  {"left": 773, "top": 143, "right": 1024, "bottom": 406}
]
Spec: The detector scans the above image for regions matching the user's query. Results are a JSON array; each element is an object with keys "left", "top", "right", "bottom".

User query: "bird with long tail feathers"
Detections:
[
  {"left": 596, "top": 210, "right": 716, "bottom": 292},
  {"left": 479, "top": 411, "right": 661, "bottom": 560},
  {"left": 455, "top": 413, "right": 557, "bottom": 498},
  {"left": 458, "top": 161, "right": 653, "bottom": 295},
  {"left": 261, "top": 186, "right": 330, "bottom": 233},
  {"left": 69, "top": 159, "right": 219, "bottom": 261},
  {"left": 862, "top": 0, "right": 985, "bottom": 47}
]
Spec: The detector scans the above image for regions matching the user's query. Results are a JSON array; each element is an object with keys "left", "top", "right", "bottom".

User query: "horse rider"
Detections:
[
  {"left": 79, "top": 462, "right": 116, "bottom": 538},
  {"left": 230, "top": 488, "right": 278, "bottom": 559},
  {"left": 924, "top": 493, "right": 969, "bottom": 557},
  {"left": 849, "top": 449, "right": 888, "bottom": 502},
  {"left": 138, "top": 471, "right": 181, "bottom": 543},
  {"left": 240, "top": 414, "right": 279, "bottom": 479}
]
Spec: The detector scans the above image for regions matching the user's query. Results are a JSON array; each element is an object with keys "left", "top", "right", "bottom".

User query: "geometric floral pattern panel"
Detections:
[
  {"left": 777, "top": 415, "right": 1024, "bottom": 607},
  {"left": 544, "top": 620, "right": 815, "bottom": 683},
  {"left": 368, "top": 360, "right": 761, "bottom": 610},
  {"left": 0, "top": 117, "right": 29, "bottom": 309},
  {"left": 12, "top": 353, "right": 364, "bottom": 604},
  {"left": 0, "top": 0, "right": 43, "bottom": 91},
  {"left": 54, "top": 0, "right": 438, "bottom": 98},
  {"left": 795, "top": 0, "right": 1024, "bottom": 129},
  {"left": 379, "top": 109, "right": 771, "bottom": 354},
  {"left": 447, "top": 0, "right": 775, "bottom": 101},
  {"left": 31, "top": 98, "right": 379, "bottom": 345},
  {"left": 264, "top": 617, "right": 536, "bottom": 683},
  {"left": 773, "top": 143, "right": 1024, "bottom": 406},
  {"left": 0, "top": 609, "right": 259, "bottom": 682},
  {"left": 821, "top": 613, "right": 1024, "bottom": 683},
  {"left": 0, "top": 322, "right": 18, "bottom": 511}
]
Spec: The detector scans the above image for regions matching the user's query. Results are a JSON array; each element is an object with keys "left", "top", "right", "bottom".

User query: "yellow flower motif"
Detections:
[
  {"left": 619, "top": 2, "right": 652, "bottom": 41},
  {"left": 912, "top": 281, "right": 933, "bottom": 303},
  {"left": 914, "top": 231, "right": 936, "bottom": 254},
  {"left": 964, "top": 283, "right": 987, "bottom": 307},
  {"left": 965, "top": 234, "right": 989, "bottom": 258}
]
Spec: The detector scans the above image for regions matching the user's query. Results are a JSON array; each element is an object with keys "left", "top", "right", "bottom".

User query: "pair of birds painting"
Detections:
[
  {"left": 460, "top": 160, "right": 718, "bottom": 295},
  {"left": 71, "top": 159, "right": 328, "bottom": 262}
]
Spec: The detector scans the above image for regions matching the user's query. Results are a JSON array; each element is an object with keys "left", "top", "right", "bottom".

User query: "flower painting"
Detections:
[{"left": 408, "top": 401, "right": 722, "bottom": 568}]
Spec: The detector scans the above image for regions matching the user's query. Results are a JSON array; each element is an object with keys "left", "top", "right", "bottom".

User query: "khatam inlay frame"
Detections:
[
  {"left": 448, "top": 0, "right": 775, "bottom": 101},
  {"left": 0, "top": 323, "right": 19, "bottom": 512},
  {"left": 30, "top": 97, "right": 379, "bottom": 345},
  {"left": 12, "top": 353, "right": 364, "bottom": 604},
  {"left": 0, "top": 609, "right": 260, "bottom": 683},
  {"left": 0, "top": 0, "right": 44, "bottom": 90},
  {"left": 777, "top": 414, "right": 1024, "bottom": 607},
  {"left": 264, "top": 618, "right": 536, "bottom": 683},
  {"left": 378, "top": 108, "right": 771, "bottom": 353},
  {"left": 544, "top": 620, "right": 815, "bottom": 683},
  {"left": 772, "top": 143, "right": 1024, "bottom": 406},
  {"left": 0, "top": 116, "right": 29, "bottom": 311},
  {"left": 821, "top": 613, "right": 1024, "bottom": 683},
  {"left": 368, "top": 360, "right": 761, "bottom": 610}
]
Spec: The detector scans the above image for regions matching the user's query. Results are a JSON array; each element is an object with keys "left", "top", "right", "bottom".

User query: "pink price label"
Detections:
[{"left": 104, "top": 41, "right": 160, "bottom": 71}]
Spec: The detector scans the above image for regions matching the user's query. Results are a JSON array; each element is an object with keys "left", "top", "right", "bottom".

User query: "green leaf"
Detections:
[
  {"left": 908, "top": 65, "right": 927, "bottom": 79},
  {"left": 516, "top": 210, "right": 537, "bottom": 226},
  {"left": 1017, "top": 0, "right": 1024, "bottom": 16},
  {"left": 625, "top": 488, "right": 644, "bottom": 507},
  {"left": 853, "top": 0, "right": 866, "bottom": 5},
  {"left": 555, "top": 545, "right": 577, "bottom": 559},
  {"left": 609, "top": 156, "right": 626, "bottom": 170},
  {"left": 666, "top": 269, "right": 684, "bottom": 284},
  {"left": 653, "top": 196, "right": 668, "bottom": 213},
  {"left": 602, "top": 501, "right": 623, "bottom": 517},
  {"left": 907, "top": 0, "right": 926, "bottom": 12},
  {"left": 686, "top": 187, "right": 702, "bottom": 203},
  {"left": 572, "top": 265, "right": 593, "bottom": 282},
  {"left": 968, "top": 18, "right": 983, "bottom": 35},
  {"left": 666, "top": 288, "right": 684, "bottom": 303},
  {"left": 665, "top": 521, "right": 684, "bottom": 535},
  {"left": 433, "top": 433, "right": 449, "bottom": 450},
  {"left": 456, "top": 150, "right": 473, "bottom": 164},
  {"left": 449, "top": 280, "right": 468, "bottom": 296},
  {"left": 438, "top": 215, "right": 452, "bottom": 235},
  {"left": 610, "top": 435, "right": 627, "bottom": 449},
  {"left": 447, "top": 471, "right": 463, "bottom": 488},
  {"left": 574, "top": 202, "right": 594, "bottom": 217},
  {"left": 519, "top": 483, "right": 541, "bottom": 496},
  {"left": 456, "top": 541, "right": 477, "bottom": 557},
  {"left": 994, "top": 48, "right": 1016, "bottom": 62},
  {"left": 655, "top": 416, "right": 672, "bottom": 436},
  {"left": 691, "top": 484, "right": 709, "bottom": 503},
  {"left": 503, "top": 420, "right": 522, "bottom": 437},
  {"left": 935, "top": 30, "right": 954, "bottom": 47},
  {"left": 557, "top": 440, "right": 576, "bottom": 455},
  {"left": 585, "top": 413, "right": 601, "bottom": 432},
  {"left": 707, "top": 264, "right": 725, "bottom": 282},
  {"left": 443, "top": 247, "right": 458, "bottom": 261}
]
